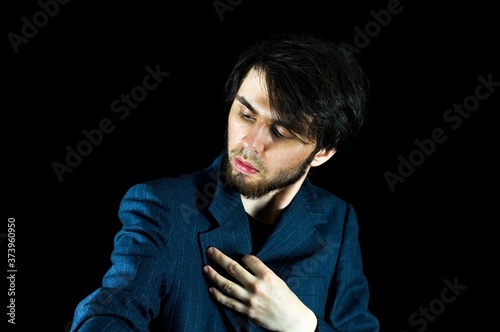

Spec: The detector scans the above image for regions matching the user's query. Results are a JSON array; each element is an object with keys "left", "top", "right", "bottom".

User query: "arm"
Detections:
[
  {"left": 318, "top": 204, "right": 379, "bottom": 332},
  {"left": 70, "top": 183, "right": 175, "bottom": 331}
]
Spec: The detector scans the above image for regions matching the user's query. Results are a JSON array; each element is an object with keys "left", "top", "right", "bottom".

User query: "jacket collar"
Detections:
[{"left": 199, "top": 151, "right": 328, "bottom": 265}]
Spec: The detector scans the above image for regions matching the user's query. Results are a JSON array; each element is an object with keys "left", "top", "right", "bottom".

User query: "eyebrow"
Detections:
[
  {"left": 235, "top": 94, "right": 296, "bottom": 132},
  {"left": 236, "top": 95, "right": 257, "bottom": 114},
  {"left": 236, "top": 94, "right": 311, "bottom": 143}
]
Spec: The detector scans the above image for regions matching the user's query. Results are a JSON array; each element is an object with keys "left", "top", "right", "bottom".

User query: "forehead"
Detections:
[
  {"left": 236, "top": 68, "right": 273, "bottom": 116},
  {"left": 238, "top": 68, "right": 267, "bottom": 95}
]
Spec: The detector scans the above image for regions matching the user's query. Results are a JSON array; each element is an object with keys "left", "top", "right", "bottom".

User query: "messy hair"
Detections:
[{"left": 224, "top": 32, "right": 369, "bottom": 153}]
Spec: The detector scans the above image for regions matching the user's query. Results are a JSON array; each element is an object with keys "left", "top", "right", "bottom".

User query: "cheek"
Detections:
[
  {"left": 272, "top": 148, "right": 313, "bottom": 167},
  {"left": 226, "top": 122, "right": 240, "bottom": 147}
]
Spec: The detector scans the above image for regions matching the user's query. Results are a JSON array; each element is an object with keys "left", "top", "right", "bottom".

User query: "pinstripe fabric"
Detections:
[{"left": 70, "top": 152, "right": 379, "bottom": 331}]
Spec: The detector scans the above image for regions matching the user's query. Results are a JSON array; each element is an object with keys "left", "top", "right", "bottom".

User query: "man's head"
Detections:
[
  {"left": 224, "top": 32, "right": 369, "bottom": 154},
  {"left": 222, "top": 33, "right": 369, "bottom": 199}
]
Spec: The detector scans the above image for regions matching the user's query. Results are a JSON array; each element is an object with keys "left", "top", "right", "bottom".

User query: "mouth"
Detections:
[{"left": 234, "top": 157, "right": 259, "bottom": 175}]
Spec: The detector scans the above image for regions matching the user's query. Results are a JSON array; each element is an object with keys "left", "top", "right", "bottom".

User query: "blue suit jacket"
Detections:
[{"left": 71, "top": 152, "right": 379, "bottom": 331}]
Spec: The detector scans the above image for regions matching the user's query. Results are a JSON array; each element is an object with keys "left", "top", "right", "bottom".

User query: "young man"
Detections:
[{"left": 70, "top": 33, "right": 379, "bottom": 331}]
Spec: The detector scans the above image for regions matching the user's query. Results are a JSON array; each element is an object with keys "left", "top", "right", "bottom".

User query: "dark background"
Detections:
[{"left": 4, "top": 0, "right": 498, "bottom": 331}]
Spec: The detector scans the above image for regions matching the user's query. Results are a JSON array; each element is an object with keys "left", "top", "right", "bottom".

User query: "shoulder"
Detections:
[
  {"left": 118, "top": 153, "right": 224, "bottom": 216},
  {"left": 312, "top": 184, "right": 348, "bottom": 206},
  {"left": 115, "top": 172, "right": 209, "bottom": 235},
  {"left": 303, "top": 179, "right": 354, "bottom": 217},
  {"left": 123, "top": 175, "right": 195, "bottom": 201},
  {"left": 302, "top": 183, "right": 365, "bottom": 259}
]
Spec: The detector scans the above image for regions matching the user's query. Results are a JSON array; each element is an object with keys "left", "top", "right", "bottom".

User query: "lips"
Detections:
[{"left": 234, "top": 157, "right": 259, "bottom": 175}]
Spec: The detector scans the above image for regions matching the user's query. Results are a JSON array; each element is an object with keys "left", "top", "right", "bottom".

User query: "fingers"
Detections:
[
  {"left": 203, "top": 247, "right": 307, "bottom": 331},
  {"left": 203, "top": 247, "right": 254, "bottom": 312},
  {"left": 206, "top": 247, "right": 254, "bottom": 284},
  {"left": 204, "top": 247, "right": 274, "bottom": 314},
  {"left": 241, "top": 254, "right": 269, "bottom": 278},
  {"left": 203, "top": 264, "right": 249, "bottom": 312},
  {"left": 208, "top": 284, "right": 249, "bottom": 313}
]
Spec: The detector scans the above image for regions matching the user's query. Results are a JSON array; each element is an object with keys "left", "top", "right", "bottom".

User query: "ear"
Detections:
[{"left": 310, "top": 148, "right": 336, "bottom": 167}]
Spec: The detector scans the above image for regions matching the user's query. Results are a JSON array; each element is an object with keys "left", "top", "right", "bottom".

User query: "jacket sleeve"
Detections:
[
  {"left": 317, "top": 203, "right": 380, "bottom": 332},
  {"left": 70, "top": 182, "right": 176, "bottom": 332}
]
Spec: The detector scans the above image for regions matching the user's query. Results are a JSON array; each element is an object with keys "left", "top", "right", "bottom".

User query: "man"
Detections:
[{"left": 70, "top": 33, "right": 379, "bottom": 331}]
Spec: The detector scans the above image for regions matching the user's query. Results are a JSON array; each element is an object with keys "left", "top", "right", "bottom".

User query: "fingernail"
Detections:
[
  {"left": 207, "top": 247, "right": 214, "bottom": 255},
  {"left": 202, "top": 265, "right": 209, "bottom": 273}
]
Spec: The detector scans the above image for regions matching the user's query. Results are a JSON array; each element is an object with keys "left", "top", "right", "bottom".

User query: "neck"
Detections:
[{"left": 241, "top": 172, "right": 307, "bottom": 225}]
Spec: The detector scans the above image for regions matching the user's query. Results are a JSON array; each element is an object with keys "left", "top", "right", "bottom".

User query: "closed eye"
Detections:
[
  {"left": 239, "top": 111, "right": 255, "bottom": 121},
  {"left": 271, "top": 125, "right": 294, "bottom": 139}
]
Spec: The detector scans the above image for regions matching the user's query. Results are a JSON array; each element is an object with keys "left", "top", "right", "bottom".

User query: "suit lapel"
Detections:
[
  {"left": 198, "top": 176, "right": 252, "bottom": 265},
  {"left": 197, "top": 175, "right": 253, "bottom": 331},
  {"left": 257, "top": 180, "right": 328, "bottom": 279}
]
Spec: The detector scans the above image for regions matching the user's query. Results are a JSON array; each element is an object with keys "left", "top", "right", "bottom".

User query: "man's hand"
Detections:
[{"left": 202, "top": 246, "right": 317, "bottom": 332}]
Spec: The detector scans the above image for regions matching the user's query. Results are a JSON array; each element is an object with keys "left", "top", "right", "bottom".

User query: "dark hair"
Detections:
[{"left": 224, "top": 32, "right": 369, "bottom": 153}]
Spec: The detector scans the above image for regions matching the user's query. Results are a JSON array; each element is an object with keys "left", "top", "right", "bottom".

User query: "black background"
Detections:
[{"left": 4, "top": 0, "right": 499, "bottom": 331}]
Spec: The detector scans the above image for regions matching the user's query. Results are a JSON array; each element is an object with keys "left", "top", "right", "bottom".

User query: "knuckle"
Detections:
[
  {"left": 227, "top": 261, "right": 239, "bottom": 275},
  {"left": 222, "top": 282, "right": 233, "bottom": 293},
  {"left": 246, "top": 307, "right": 260, "bottom": 323},
  {"left": 251, "top": 281, "right": 265, "bottom": 295},
  {"left": 225, "top": 300, "right": 236, "bottom": 309},
  {"left": 246, "top": 308, "right": 255, "bottom": 319}
]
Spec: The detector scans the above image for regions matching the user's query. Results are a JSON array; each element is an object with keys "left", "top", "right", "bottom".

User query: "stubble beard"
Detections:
[{"left": 223, "top": 147, "right": 315, "bottom": 200}]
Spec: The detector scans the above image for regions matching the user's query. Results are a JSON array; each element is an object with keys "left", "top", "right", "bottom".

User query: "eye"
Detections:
[
  {"left": 239, "top": 111, "right": 255, "bottom": 121},
  {"left": 271, "top": 126, "right": 293, "bottom": 139}
]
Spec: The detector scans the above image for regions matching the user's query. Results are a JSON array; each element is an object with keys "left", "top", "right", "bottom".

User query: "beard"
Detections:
[{"left": 223, "top": 146, "right": 315, "bottom": 199}]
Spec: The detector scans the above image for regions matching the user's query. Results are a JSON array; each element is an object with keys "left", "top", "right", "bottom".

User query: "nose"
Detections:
[{"left": 242, "top": 125, "right": 268, "bottom": 154}]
